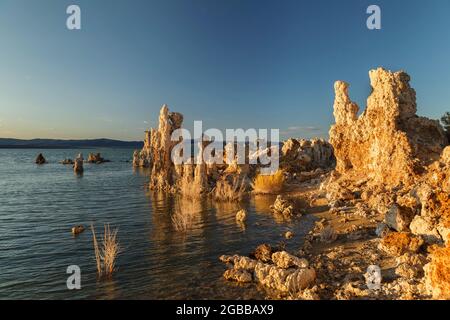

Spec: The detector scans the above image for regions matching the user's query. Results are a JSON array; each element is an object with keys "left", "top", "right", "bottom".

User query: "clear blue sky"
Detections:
[{"left": 0, "top": 0, "right": 449, "bottom": 140}]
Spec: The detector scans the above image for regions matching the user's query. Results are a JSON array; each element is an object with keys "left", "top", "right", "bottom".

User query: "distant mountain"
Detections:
[{"left": 0, "top": 138, "right": 143, "bottom": 149}]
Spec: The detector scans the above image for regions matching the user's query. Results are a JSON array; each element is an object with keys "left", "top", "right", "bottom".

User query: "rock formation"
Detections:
[
  {"left": 323, "top": 68, "right": 450, "bottom": 299},
  {"left": 281, "top": 138, "right": 334, "bottom": 174},
  {"left": 270, "top": 195, "right": 296, "bottom": 217},
  {"left": 87, "top": 153, "right": 109, "bottom": 164},
  {"left": 147, "top": 105, "right": 184, "bottom": 191},
  {"left": 35, "top": 153, "right": 46, "bottom": 165},
  {"left": 220, "top": 249, "right": 316, "bottom": 293},
  {"left": 73, "top": 153, "right": 84, "bottom": 174},
  {"left": 329, "top": 68, "right": 447, "bottom": 186}
]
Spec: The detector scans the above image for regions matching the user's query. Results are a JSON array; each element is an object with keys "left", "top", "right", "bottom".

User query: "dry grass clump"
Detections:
[
  {"left": 171, "top": 198, "right": 202, "bottom": 232},
  {"left": 178, "top": 172, "right": 203, "bottom": 200},
  {"left": 252, "top": 170, "right": 285, "bottom": 194},
  {"left": 379, "top": 232, "right": 423, "bottom": 256},
  {"left": 425, "top": 245, "right": 450, "bottom": 299},
  {"left": 91, "top": 224, "right": 120, "bottom": 277},
  {"left": 212, "top": 176, "right": 247, "bottom": 202}
]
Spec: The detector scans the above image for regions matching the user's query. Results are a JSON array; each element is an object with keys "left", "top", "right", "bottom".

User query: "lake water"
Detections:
[{"left": 0, "top": 148, "right": 315, "bottom": 299}]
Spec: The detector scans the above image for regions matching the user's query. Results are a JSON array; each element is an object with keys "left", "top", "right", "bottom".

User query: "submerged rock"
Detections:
[
  {"left": 236, "top": 209, "right": 247, "bottom": 223},
  {"left": 71, "top": 225, "right": 85, "bottom": 235}
]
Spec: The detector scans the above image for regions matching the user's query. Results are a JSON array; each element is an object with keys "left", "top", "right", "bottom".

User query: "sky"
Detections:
[{"left": 0, "top": 0, "right": 450, "bottom": 141}]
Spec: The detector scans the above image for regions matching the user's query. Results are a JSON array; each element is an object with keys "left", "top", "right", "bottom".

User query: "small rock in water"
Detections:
[
  {"left": 71, "top": 225, "right": 85, "bottom": 235},
  {"left": 236, "top": 209, "right": 247, "bottom": 223},
  {"left": 60, "top": 159, "right": 74, "bottom": 165},
  {"left": 35, "top": 153, "right": 46, "bottom": 165},
  {"left": 87, "top": 153, "right": 110, "bottom": 164},
  {"left": 285, "top": 231, "right": 294, "bottom": 239},
  {"left": 73, "top": 154, "right": 84, "bottom": 174}
]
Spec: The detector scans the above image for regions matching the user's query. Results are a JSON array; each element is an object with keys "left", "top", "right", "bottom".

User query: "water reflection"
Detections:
[{"left": 0, "top": 148, "right": 317, "bottom": 299}]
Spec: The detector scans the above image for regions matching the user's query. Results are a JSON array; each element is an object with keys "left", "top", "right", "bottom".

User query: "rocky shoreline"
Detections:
[{"left": 135, "top": 67, "right": 450, "bottom": 300}]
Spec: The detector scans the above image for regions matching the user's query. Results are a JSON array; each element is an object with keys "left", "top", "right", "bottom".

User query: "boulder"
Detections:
[
  {"left": 253, "top": 244, "right": 273, "bottom": 263},
  {"left": 384, "top": 204, "right": 415, "bottom": 232}
]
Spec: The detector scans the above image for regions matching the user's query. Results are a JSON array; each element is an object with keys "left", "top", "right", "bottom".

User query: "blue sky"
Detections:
[{"left": 0, "top": 0, "right": 449, "bottom": 140}]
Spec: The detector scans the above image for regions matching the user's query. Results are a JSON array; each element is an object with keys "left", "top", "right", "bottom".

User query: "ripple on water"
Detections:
[{"left": 0, "top": 149, "right": 315, "bottom": 299}]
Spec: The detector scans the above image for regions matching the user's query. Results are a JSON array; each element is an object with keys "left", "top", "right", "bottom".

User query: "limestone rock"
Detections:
[
  {"left": 409, "top": 215, "right": 441, "bottom": 243},
  {"left": 424, "top": 245, "right": 450, "bottom": 299},
  {"left": 395, "top": 253, "right": 427, "bottom": 279},
  {"left": 254, "top": 263, "right": 316, "bottom": 293},
  {"left": 147, "top": 105, "right": 184, "bottom": 191},
  {"left": 87, "top": 153, "right": 109, "bottom": 164},
  {"left": 219, "top": 255, "right": 257, "bottom": 271},
  {"left": 329, "top": 68, "right": 447, "bottom": 187},
  {"left": 272, "top": 251, "right": 309, "bottom": 269},
  {"left": 385, "top": 204, "right": 415, "bottom": 232},
  {"left": 281, "top": 138, "right": 334, "bottom": 174},
  {"left": 270, "top": 195, "right": 295, "bottom": 217},
  {"left": 220, "top": 251, "right": 315, "bottom": 293},
  {"left": 253, "top": 244, "right": 273, "bottom": 263},
  {"left": 378, "top": 232, "right": 423, "bottom": 256},
  {"left": 223, "top": 268, "right": 252, "bottom": 283}
]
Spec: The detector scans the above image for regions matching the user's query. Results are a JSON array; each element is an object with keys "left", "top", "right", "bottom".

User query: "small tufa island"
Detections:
[{"left": 133, "top": 67, "right": 450, "bottom": 300}]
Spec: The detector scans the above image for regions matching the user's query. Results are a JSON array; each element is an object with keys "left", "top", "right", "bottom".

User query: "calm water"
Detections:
[{"left": 0, "top": 148, "right": 315, "bottom": 300}]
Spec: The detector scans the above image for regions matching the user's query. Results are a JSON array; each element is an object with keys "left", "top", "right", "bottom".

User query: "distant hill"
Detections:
[{"left": 0, "top": 138, "right": 143, "bottom": 149}]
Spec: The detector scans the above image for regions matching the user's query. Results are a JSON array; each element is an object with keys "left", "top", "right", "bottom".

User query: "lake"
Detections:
[{"left": 0, "top": 148, "right": 314, "bottom": 299}]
